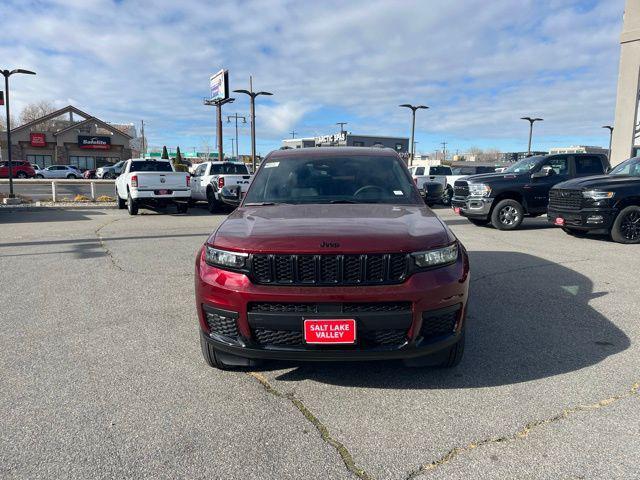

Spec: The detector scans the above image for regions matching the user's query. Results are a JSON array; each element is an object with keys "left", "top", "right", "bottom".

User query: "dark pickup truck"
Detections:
[
  {"left": 548, "top": 156, "right": 640, "bottom": 243},
  {"left": 452, "top": 153, "right": 609, "bottom": 230}
]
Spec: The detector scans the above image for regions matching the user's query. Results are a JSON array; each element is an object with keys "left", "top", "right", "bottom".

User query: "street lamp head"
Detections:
[
  {"left": 233, "top": 89, "right": 251, "bottom": 96},
  {"left": 602, "top": 125, "right": 614, "bottom": 131},
  {"left": 521, "top": 116, "right": 543, "bottom": 123},
  {"left": 256, "top": 91, "right": 273, "bottom": 97},
  {"left": 12, "top": 69, "right": 36, "bottom": 76},
  {"left": 416, "top": 105, "right": 429, "bottom": 110}
]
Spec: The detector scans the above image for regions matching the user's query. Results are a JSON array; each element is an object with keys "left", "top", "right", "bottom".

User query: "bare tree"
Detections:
[{"left": 19, "top": 100, "right": 56, "bottom": 127}]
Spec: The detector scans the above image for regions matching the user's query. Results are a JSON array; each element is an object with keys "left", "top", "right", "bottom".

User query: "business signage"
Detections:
[
  {"left": 209, "top": 69, "right": 229, "bottom": 102},
  {"left": 78, "top": 135, "right": 111, "bottom": 150},
  {"left": 30, "top": 132, "right": 47, "bottom": 147}
]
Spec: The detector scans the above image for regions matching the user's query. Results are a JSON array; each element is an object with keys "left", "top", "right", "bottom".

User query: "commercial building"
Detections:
[
  {"left": 548, "top": 146, "right": 608, "bottom": 155},
  {"left": 500, "top": 151, "right": 548, "bottom": 162},
  {"left": 282, "top": 131, "right": 409, "bottom": 153},
  {"left": 611, "top": 0, "right": 640, "bottom": 165},
  {"left": 0, "top": 105, "right": 136, "bottom": 170}
]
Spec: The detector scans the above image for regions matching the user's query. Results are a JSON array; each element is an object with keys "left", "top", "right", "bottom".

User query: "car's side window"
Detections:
[
  {"left": 543, "top": 156, "right": 568, "bottom": 175},
  {"left": 415, "top": 167, "right": 425, "bottom": 176},
  {"left": 195, "top": 164, "right": 206, "bottom": 176},
  {"left": 575, "top": 156, "right": 604, "bottom": 175}
]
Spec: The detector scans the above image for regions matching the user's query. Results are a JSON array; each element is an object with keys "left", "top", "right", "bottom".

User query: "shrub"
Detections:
[
  {"left": 96, "top": 195, "right": 115, "bottom": 202},
  {"left": 73, "top": 194, "right": 91, "bottom": 202}
]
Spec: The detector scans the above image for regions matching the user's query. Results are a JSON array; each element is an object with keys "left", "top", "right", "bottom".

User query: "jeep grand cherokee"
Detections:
[{"left": 195, "top": 147, "right": 470, "bottom": 369}]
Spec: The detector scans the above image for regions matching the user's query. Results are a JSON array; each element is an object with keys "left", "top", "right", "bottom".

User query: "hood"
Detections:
[
  {"left": 554, "top": 175, "right": 639, "bottom": 190},
  {"left": 210, "top": 204, "right": 454, "bottom": 254},
  {"left": 462, "top": 172, "right": 524, "bottom": 184}
]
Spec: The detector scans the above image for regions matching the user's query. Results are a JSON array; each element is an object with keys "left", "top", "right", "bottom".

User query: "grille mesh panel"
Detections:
[
  {"left": 420, "top": 310, "right": 458, "bottom": 340},
  {"left": 549, "top": 189, "right": 584, "bottom": 210},
  {"left": 250, "top": 253, "right": 409, "bottom": 286},
  {"left": 205, "top": 311, "right": 238, "bottom": 337}
]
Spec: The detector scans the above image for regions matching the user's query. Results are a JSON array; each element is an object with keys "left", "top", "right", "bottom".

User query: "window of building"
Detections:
[
  {"left": 353, "top": 141, "right": 365, "bottom": 147},
  {"left": 26, "top": 154, "right": 53, "bottom": 168},
  {"left": 69, "top": 156, "right": 95, "bottom": 171}
]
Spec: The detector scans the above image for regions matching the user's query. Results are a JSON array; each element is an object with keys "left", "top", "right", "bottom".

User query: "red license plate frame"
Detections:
[
  {"left": 554, "top": 217, "right": 565, "bottom": 226},
  {"left": 303, "top": 319, "right": 356, "bottom": 344},
  {"left": 454, "top": 207, "right": 461, "bottom": 215}
]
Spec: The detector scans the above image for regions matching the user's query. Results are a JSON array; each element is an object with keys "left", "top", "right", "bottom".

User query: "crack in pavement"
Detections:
[
  {"left": 248, "top": 372, "right": 373, "bottom": 480},
  {"left": 94, "top": 218, "right": 193, "bottom": 278},
  {"left": 405, "top": 381, "right": 640, "bottom": 479}
]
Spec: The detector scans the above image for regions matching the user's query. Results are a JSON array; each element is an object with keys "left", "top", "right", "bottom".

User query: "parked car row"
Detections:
[{"left": 451, "top": 152, "right": 640, "bottom": 243}]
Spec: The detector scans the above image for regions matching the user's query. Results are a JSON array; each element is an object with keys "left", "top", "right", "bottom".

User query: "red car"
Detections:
[
  {"left": 0, "top": 160, "right": 36, "bottom": 179},
  {"left": 195, "top": 148, "right": 470, "bottom": 369}
]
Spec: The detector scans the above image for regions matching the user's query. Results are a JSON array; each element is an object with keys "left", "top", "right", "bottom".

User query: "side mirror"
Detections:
[
  {"left": 531, "top": 166, "right": 554, "bottom": 179},
  {"left": 219, "top": 185, "right": 242, "bottom": 207}
]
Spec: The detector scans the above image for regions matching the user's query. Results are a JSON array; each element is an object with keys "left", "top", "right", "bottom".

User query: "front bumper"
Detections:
[
  {"left": 451, "top": 196, "right": 493, "bottom": 219},
  {"left": 195, "top": 246, "right": 470, "bottom": 362},
  {"left": 547, "top": 207, "right": 616, "bottom": 232}
]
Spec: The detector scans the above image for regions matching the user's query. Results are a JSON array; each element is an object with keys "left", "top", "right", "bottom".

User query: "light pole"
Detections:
[
  {"left": 234, "top": 76, "right": 273, "bottom": 172},
  {"left": 2, "top": 68, "right": 36, "bottom": 198},
  {"left": 399, "top": 104, "right": 428, "bottom": 165},
  {"left": 521, "top": 116, "right": 543, "bottom": 155},
  {"left": 204, "top": 97, "right": 234, "bottom": 162},
  {"left": 602, "top": 125, "right": 614, "bottom": 161},
  {"left": 229, "top": 137, "right": 235, "bottom": 159},
  {"left": 227, "top": 112, "right": 246, "bottom": 160}
]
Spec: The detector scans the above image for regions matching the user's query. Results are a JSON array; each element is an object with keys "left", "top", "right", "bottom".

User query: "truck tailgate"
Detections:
[
  {"left": 135, "top": 172, "right": 189, "bottom": 190},
  {"left": 221, "top": 175, "right": 252, "bottom": 192}
]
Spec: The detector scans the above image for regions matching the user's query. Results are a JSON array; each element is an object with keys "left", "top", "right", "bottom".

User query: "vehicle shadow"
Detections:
[
  {"left": 269, "top": 251, "right": 629, "bottom": 389},
  {"left": 442, "top": 217, "right": 555, "bottom": 230},
  {"left": 0, "top": 208, "right": 108, "bottom": 224}
]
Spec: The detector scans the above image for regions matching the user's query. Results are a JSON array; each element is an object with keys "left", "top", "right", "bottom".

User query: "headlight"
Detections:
[
  {"left": 412, "top": 243, "right": 458, "bottom": 268},
  {"left": 468, "top": 183, "right": 491, "bottom": 197},
  {"left": 205, "top": 246, "right": 248, "bottom": 270},
  {"left": 582, "top": 190, "right": 614, "bottom": 200}
]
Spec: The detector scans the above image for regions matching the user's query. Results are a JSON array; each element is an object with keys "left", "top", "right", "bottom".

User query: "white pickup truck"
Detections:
[
  {"left": 409, "top": 165, "right": 454, "bottom": 205},
  {"left": 190, "top": 161, "right": 252, "bottom": 213},
  {"left": 115, "top": 158, "right": 191, "bottom": 215}
]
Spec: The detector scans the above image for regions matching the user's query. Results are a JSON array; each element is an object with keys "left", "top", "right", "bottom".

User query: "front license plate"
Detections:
[
  {"left": 454, "top": 207, "right": 461, "bottom": 215},
  {"left": 554, "top": 217, "right": 565, "bottom": 226},
  {"left": 304, "top": 319, "right": 356, "bottom": 344}
]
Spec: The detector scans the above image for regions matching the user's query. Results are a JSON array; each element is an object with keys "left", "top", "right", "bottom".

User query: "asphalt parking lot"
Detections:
[{"left": 0, "top": 205, "right": 637, "bottom": 479}]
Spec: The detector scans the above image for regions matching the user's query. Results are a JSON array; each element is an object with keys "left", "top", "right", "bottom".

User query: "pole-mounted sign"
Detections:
[{"left": 209, "top": 69, "right": 229, "bottom": 102}]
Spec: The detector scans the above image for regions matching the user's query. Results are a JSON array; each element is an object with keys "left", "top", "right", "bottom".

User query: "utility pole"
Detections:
[
  {"left": 441, "top": 141, "right": 448, "bottom": 162},
  {"left": 290, "top": 130, "right": 297, "bottom": 139},
  {"left": 227, "top": 112, "right": 246, "bottom": 160},
  {"left": 205, "top": 97, "right": 235, "bottom": 162},
  {"left": 140, "top": 120, "right": 146, "bottom": 159},
  {"left": 336, "top": 122, "right": 347, "bottom": 135},
  {"left": 399, "top": 104, "right": 429, "bottom": 166},
  {"left": 229, "top": 137, "right": 235, "bottom": 159},
  {"left": 234, "top": 76, "right": 273, "bottom": 172}
]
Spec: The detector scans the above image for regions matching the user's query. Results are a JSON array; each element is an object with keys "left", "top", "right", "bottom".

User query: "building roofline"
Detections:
[
  {"left": 53, "top": 116, "right": 133, "bottom": 138},
  {"left": 10, "top": 105, "right": 94, "bottom": 134}
]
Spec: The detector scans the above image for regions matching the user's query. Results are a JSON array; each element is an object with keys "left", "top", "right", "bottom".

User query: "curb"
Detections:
[{"left": 0, "top": 203, "right": 117, "bottom": 211}]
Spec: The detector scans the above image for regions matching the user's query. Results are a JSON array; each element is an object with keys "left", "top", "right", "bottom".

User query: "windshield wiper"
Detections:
[{"left": 329, "top": 200, "right": 359, "bottom": 204}]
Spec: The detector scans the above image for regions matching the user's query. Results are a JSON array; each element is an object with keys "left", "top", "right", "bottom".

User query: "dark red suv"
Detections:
[
  {"left": 195, "top": 148, "right": 470, "bottom": 369},
  {"left": 0, "top": 160, "right": 36, "bottom": 179}
]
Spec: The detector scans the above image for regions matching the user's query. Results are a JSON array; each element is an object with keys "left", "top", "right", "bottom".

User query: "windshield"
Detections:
[
  {"left": 609, "top": 157, "right": 640, "bottom": 177},
  {"left": 244, "top": 155, "right": 422, "bottom": 205},
  {"left": 129, "top": 161, "right": 173, "bottom": 172},
  {"left": 430, "top": 166, "right": 452, "bottom": 175},
  {"left": 504, "top": 156, "right": 544, "bottom": 173}
]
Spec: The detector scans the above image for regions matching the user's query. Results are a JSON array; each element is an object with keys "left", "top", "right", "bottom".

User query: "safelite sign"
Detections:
[{"left": 78, "top": 135, "right": 111, "bottom": 150}]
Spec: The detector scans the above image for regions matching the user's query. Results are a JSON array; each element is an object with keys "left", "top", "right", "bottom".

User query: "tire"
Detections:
[
  {"left": 116, "top": 189, "right": 126, "bottom": 209},
  {"left": 207, "top": 188, "right": 220, "bottom": 214},
  {"left": 16, "top": 172, "right": 27, "bottom": 179},
  {"left": 127, "top": 192, "right": 138, "bottom": 215},
  {"left": 441, "top": 187, "right": 453, "bottom": 206},
  {"left": 404, "top": 332, "right": 465, "bottom": 368},
  {"left": 426, "top": 202, "right": 435, "bottom": 208},
  {"left": 468, "top": 218, "right": 490, "bottom": 226},
  {"left": 66, "top": 174, "right": 75, "bottom": 179},
  {"left": 611, "top": 205, "right": 640, "bottom": 244},
  {"left": 36, "top": 174, "right": 44, "bottom": 179},
  {"left": 491, "top": 199, "right": 524, "bottom": 230},
  {"left": 562, "top": 227, "right": 588, "bottom": 238},
  {"left": 200, "top": 334, "right": 261, "bottom": 370}
]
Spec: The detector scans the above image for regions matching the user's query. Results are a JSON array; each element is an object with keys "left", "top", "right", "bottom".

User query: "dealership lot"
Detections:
[{"left": 0, "top": 207, "right": 637, "bottom": 479}]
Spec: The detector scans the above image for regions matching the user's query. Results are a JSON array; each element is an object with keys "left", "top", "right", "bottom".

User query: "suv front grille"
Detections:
[
  {"left": 249, "top": 253, "right": 409, "bottom": 286},
  {"left": 549, "top": 189, "right": 583, "bottom": 210},
  {"left": 251, "top": 327, "right": 407, "bottom": 347},
  {"left": 420, "top": 308, "right": 459, "bottom": 340},
  {"left": 204, "top": 309, "right": 239, "bottom": 338}
]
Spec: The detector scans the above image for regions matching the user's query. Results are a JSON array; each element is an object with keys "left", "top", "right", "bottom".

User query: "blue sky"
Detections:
[{"left": 0, "top": 0, "right": 625, "bottom": 156}]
